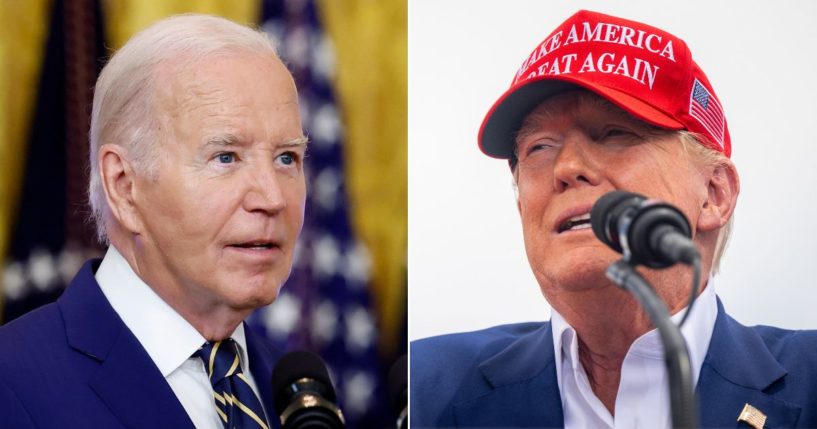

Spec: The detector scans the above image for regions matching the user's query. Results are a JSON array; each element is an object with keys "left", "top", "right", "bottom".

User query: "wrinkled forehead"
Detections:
[
  {"left": 150, "top": 53, "right": 300, "bottom": 142},
  {"left": 515, "top": 90, "right": 664, "bottom": 143},
  {"left": 520, "top": 90, "right": 640, "bottom": 129}
]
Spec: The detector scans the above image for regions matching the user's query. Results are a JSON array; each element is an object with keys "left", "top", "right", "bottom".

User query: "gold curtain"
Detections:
[
  {"left": 318, "top": 0, "right": 408, "bottom": 353},
  {"left": 102, "top": 0, "right": 260, "bottom": 50},
  {"left": 0, "top": 0, "right": 52, "bottom": 319}
]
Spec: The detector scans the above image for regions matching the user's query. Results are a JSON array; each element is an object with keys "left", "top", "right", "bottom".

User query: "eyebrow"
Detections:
[
  {"left": 202, "top": 133, "right": 241, "bottom": 150},
  {"left": 282, "top": 135, "right": 310, "bottom": 148},
  {"left": 201, "top": 134, "right": 310, "bottom": 150}
]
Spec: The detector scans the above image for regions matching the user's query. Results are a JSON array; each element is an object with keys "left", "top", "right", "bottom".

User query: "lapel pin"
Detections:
[{"left": 737, "top": 403, "right": 767, "bottom": 429}]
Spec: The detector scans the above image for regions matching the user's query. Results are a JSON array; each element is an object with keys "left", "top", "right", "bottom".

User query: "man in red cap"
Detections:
[{"left": 411, "top": 10, "right": 817, "bottom": 428}]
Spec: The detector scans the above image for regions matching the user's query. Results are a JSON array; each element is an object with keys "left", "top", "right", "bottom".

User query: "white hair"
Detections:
[{"left": 88, "top": 14, "right": 279, "bottom": 244}]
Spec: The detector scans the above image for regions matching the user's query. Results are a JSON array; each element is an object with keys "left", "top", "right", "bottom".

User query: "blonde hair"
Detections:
[{"left": 88, "top": 14, "right": 279, "bottom": 244}]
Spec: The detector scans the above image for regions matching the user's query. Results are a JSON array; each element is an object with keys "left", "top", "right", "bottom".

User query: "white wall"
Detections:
[{"left": 409, "top": 0, "right": 817, "bottom": 340}]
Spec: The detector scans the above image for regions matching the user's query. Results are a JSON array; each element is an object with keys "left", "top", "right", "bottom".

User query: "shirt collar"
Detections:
[
  {"left": 551, "top": 275, "right": 718, "bottom": 389},
  {"left": 95, "top": 246, "right": 250, "bottom": 376}
]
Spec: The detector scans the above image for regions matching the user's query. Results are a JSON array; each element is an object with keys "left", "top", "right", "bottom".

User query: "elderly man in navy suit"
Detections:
[
  {"left": 0, "top": 14, "right": 307, "bottom": 429},
  {"left": 411, "top": 10, "right": 817, "bottom": 429}
]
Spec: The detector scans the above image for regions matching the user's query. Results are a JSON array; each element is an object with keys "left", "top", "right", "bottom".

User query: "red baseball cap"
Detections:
[{"left": 479, "top": 10, "right": 731, "bottom": 159}]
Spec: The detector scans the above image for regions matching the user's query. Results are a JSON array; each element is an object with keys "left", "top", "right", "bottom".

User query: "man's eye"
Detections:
[
  {"left": 277, "top": 152, "right": 297, "bottom": 166},
  {"left": 216, "top": 153, "right": 236, "bottom": 164},
  {"left": 526, "top": 142, "right": 554, "bottom": 156},
  {"left": 603, "top": 128, "right": 632, "bottom": 139}
]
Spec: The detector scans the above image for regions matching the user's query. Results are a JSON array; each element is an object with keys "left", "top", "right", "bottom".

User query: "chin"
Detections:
[
  {"left": 226, "top": 289, "right": 279, "bottom": 311},
  {"left": 535, "top": 250, "right": 616, "bottom": 293},
  {"left": 221, "top": 274, "right": 284, "bottom": 310}
]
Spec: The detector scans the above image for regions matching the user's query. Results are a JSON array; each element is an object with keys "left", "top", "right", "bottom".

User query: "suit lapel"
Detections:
[
  {"left": 88, "top": 328, "right": 196, "bottom": 429},
  {"left": 698, "top": 300, "right": 801, "bottom": 428},
  {"left": 454, "top": 322, "right": 564, "bottom": 428},
  {"left": 59, "top": 260, "right": 195, "bottom": 429}
]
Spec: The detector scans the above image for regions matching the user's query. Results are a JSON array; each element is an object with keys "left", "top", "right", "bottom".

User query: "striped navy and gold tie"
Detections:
[{"left": 198, "top": 339, "right": 270, "bottom": 429}]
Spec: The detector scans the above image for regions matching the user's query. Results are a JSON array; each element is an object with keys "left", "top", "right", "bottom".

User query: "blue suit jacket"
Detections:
[
  {"left": 411, "top": 301, "right": 817, "bottom": 428},
  {"left": 0, "top": 260, "right": 281, "bottom": 429}
]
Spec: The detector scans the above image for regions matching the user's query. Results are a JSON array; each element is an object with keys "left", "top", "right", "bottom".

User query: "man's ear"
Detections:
[
  {"left": 697, "top": 160, "right": 740, "bottom": 233},
  {"left": 98, "top": 144, "right": 144, "bottom": 234}
]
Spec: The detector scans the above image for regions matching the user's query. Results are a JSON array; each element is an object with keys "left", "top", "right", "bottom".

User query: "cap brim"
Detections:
[{"left": 478, "top": 75, "right": 685, "bottom": 159}]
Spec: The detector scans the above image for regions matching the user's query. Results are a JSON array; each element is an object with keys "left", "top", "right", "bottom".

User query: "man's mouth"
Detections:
[
  {"left": 229, "top": 241, "right": 277, "bottom": 250},
  {"left": 558, "top": 213, "right": 592, "bottom": 233}
]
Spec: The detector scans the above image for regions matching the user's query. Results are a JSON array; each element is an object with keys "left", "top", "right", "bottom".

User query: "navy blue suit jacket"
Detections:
[
  {"left": 0, "top": 260, "right": 281, "bottom": 429},
  {"left": 411, "top": 300, "right": 817, "bottom": 428}
]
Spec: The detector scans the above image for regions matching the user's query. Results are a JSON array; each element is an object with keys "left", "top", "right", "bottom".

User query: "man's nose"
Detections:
[
  {"left": 552, "top": 133, "right": 600, "bottom": 192},
  {"left": 243, "top": 164, "right": 287, "bottom": 214}
]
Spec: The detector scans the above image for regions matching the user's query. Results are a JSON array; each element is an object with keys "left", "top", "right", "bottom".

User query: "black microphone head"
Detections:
[
  {"left": 591, "top": 190, "right": 694, "bottom": 268},
  {"left": 628, "top": 202, "right": 692, "bottom": 268},
  {"left": 387, "top": 355, "right": 407, "bottom": 416},
  {"left": 272, "top": 350, "right": 337, "bottom": 415},
  {"left": 590, "top": 191, "right": 644, "bottom": 252}
]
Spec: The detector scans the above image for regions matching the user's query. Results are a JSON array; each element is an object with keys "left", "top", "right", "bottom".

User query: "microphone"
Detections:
[
  {"left": 272, "top": 351, "right": 345, "bottom": 429},
  {"left": 590, "top": 191, "right": 699, "bottom": 268},
  {"left": 388, "top": 355, "right": 407, "bottom": 429},
  {"left": 591, "top": 191, "right": 701, "bottom": 427}
]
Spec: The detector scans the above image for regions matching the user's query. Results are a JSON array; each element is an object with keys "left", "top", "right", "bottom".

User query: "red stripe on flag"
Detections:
[
  {"left": 691, "top": 108, "right": 723, "bottom": 144},
  {"left": 690, "top": 96, "right": 724, "bottom": 145},
  {"left": 691, "top": 104, "right": 723, "bottom": 133}
]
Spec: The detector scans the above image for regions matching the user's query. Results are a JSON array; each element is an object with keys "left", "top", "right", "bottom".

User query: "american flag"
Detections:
[
  {"left": 247, "top": 1, "right": 391, "bottom": 428},
  {"left": 689, "top": 79, "right": 725, "bottom": 148}
]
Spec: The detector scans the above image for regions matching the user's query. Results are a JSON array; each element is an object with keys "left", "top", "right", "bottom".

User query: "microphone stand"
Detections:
[{"left": 606, "top": 260, "right": 697, "bottom": 429}]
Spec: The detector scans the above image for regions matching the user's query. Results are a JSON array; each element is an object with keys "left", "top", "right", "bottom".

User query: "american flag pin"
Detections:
[{"left": 737, "top": 403, "right": 767, "bottom": 429}]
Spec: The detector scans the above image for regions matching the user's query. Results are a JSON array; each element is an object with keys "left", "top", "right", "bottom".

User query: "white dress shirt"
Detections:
[
  {"left": 95, "top": 246, "right": 267, "bottom": 429},
  {"left": 551, "top": 277, "right": 718, "bottom": 429}
]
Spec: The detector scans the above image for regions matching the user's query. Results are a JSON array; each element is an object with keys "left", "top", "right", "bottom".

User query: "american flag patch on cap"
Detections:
[{"left": 689, "top": 79, "right": 725, "bottom": 148}]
